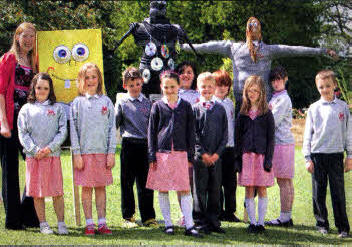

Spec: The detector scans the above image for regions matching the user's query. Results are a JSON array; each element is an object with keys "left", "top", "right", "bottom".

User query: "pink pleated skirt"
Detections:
[
  {"left": 146, "top": 151, "right": 190, "bottom": 191},
  {"left": 74, "top": 154, "right": 113, "bottom": 187},
  {"left": 26, "top": 156, "right": 63, "bottom": 198},
  {"left": 238, "top": 152, "right": 274, "bottom": 187},
  {"left": 272, "top": 144, "right": 295, "bottom": 179}
]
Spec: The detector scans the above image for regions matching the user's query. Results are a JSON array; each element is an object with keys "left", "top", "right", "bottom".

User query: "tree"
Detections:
[{"left": 0, "top": 0, "right": 347, "bottom": 107}]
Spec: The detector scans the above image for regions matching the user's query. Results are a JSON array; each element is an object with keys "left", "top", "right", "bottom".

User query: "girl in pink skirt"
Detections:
[
  {"left": 146, "top": 71, "right": 201, "bottom": 237},
  {"left": 265, "top": 66, "right": 295, "bottom": 227},
  {"left": 18, "top": 73, "right": 68, "bottom": 234},
  {"left": 235, "top": 75, "right": 275, "bottom": 234},
  {"left": 70, "top": 63, "right": 117, "bottom": 235}
]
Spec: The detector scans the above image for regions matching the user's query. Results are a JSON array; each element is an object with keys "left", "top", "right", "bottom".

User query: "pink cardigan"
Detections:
[{"left": 0, "top": 52, "right": 17, "bottom": 130}]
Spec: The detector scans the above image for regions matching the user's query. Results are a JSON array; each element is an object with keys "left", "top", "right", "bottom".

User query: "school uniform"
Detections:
[
  {"left": 146, "top": 97, "right": 195, "bottom": 191},
  {"left": 269, "top": 90, "right": 295, "bottom": 179},
  {"left": 303, "top": 97, "right": 351, "bottom": 233},
  {"left": 179, "top": 89, "right": 200, "bottom": 106},
  {"left": 17, "top": 101, "right": 67, "bottom": 197},
  {"left": 193, "top": 99, "right": 228, "bottom": 229},
  {"left": 70, "top": 94, "right": 117, "bottom": 187},
  {"left": 115, "top": 93, "right": 155, "bottom": 223},
  {"left": 213, "top": 96, "right": 238, "bottom": 219},
  {"left": 235, "top": 110, "right": 275, "bottom": 187}
]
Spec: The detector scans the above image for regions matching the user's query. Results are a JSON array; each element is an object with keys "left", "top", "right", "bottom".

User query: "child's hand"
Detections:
[
  {"left": 201, "top": 153, "right": 212, "bottom": 166},
  {"left": 0, "top": 123, "right": 11, "bottom": 138},
  {"left": 149, "top": 161, "right": 157, "bottom": 170},
  {"left": 35, "top": 148, "right": 47, "bottom": 160},
  {"left": 107, "top": 153, "right": 115, "bottom": 169},
  {"left": 210, "top": 153, "right": 219, "bottom": 164},
  {"left": 41, "top": 147, "right": 52, "bottom": 158},
  {"left": 344, "top": 158, "right": 352, "bottom": 173},
  {"left": 188, "top": 162, "right": 193, "bottom": 167},
  {"left": 305, "top": 160, "right": 314, "bottom": 174},
  {"left": 73, "top": 155, "right": 84, "bottom": 170}
]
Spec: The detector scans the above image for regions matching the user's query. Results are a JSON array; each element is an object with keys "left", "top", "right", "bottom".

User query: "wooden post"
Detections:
[{"left": 71, "top": 149, "right": 81, "bottom": 226}]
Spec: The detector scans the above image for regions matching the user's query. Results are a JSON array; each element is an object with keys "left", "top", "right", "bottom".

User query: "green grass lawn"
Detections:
[{"left": 0, "top": 146, "right": 351, "bottom": 245}]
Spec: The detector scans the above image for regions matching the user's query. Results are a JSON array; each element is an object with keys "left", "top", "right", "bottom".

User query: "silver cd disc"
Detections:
[
  {"left": 145, "top": 42, "right": 157, "bottom": 57},
  {"left": 150, "top": 57, "right": 163, "bottom": 71},
  {"left": 167, "top": 58, "right": 175, "bottom": 70},
  {"left": 142, "top": 69, "right": 151, "bottom": 84}
]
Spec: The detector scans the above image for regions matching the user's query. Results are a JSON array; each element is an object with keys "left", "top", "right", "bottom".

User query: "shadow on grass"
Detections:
[{"left": 51, "top": 225, "right": 351, "bottom": 245}]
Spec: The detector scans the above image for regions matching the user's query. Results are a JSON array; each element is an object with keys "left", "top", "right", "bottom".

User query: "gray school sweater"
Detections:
[
  {"left": 182, "top": 41, "right": 326, "bottom": 99},
  {"left": 303, "top": 97, "right": 352, "bottom": 161}
]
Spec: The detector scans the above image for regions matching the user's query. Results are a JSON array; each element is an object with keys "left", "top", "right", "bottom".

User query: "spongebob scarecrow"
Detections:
[{"left": 37, "top": 29, "right": 105, "bottom": 104}]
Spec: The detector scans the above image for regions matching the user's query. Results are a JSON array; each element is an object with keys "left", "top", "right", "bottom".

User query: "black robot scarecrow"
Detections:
[{"left": 116, "top": 0, "right": 198, "bottom": 98}]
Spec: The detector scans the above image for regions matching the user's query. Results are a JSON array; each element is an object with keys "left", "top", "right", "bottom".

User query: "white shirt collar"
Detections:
[
  {"left": 35, "top": 100, "right": 50, "bottom": 105},
  {"left": 127, "top": 93, "right": 144, "bottom": 102},
  {"left": 320, "top": 96, "right": 337, "bottom": 105},
  {"left": 162, "top": 96, "right": 181, "bottom": 106},
  {"left": 85, "top": 93, "right": 100, "bottom": 99},
  {"left": 199, "top": 96, "right": 214, "bottom": 104}
]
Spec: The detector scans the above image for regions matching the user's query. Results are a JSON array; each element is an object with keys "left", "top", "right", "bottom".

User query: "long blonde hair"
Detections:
[
  {"left": 9, "top": 22, "right": 37, "bottom": 72},
  {"left": 240, "top": 75, "right": 268, "bottom": 115},
  {"left": 246, "top": 17, "right": 262, "bottom": 63},
  {"left": 77, "top": 62, "right": 104, "bottom": 96}
]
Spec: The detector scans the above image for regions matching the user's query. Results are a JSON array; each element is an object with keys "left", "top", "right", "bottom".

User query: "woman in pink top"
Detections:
[{"left": 0, "top": 22, "right": 39, "bottom": 230}]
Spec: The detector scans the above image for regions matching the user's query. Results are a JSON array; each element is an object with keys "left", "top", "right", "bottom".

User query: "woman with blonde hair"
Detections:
[{"left": 0, "top": 22, "right": 39, "bottom": 230}]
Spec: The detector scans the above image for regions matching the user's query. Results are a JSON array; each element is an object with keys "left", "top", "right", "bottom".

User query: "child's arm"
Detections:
[
  {"left": 46, "top": 105, "right": 67, "bottom": 155},
  {"left": 69, "top": 100, "right": 83, "bottom": 170},
  {"left": 234, "top": 115, "right": 243, "bottom": 172},
  {"left": 271, "top": 95, "right": 292, "bottom": 128},
  {"left": 107, "top": 99, "right": 117, "bottom": 169},
  {"left": 302, "top": 107, "right": 314, "bottom": 171},
  {"left": 114, "top": 98, "right": 123, "bottom": 129},
  {"left": 264, "top": 112, "right": 275, "bottom": 172},
  {"left": 17, "top": 105, "right": 40, "bottom": 156},
  {"left": 148, "top": 103, "right": 159, "bottom": 165},
  {"left": 186, "top": 103, "right": 196, "bottom": 165},
  {"left": 344, "top": 104, "right": 352, "bottom": 172},
  {"left": 211, "top": 108, "right": 228, "bottom": 164}
]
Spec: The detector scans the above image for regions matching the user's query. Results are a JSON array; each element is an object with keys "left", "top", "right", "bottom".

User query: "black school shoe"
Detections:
[
  {"left": 256, "top": 224, "right": 266, "bottom": 234},
  {"left": 195, "top": 224, "right": 211, "bottom": 235},
  {"left": 209, "top": 225, "right": 226, "bottom": 234},
  {"left": 265, "top": 218, "right": 293, "bottom": 227},
  {"left": 185, "top": 226, "right": 203, "bottom": 238},
  {"left": 247, "top": 224, "right": 257, "bottom": 234}
]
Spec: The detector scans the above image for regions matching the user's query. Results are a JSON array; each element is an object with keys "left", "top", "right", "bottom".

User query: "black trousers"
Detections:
[
  {"left": 311, "top": 153, "right": 350, "bottom": 233},
  {"left": 220, "top": 147, "right": 237, "bottom": 216},
  {"left": 120, "top": 138, "right": 155, "bottom": 222},
  {"left": 194, "top": 159, "right": 222, "bottom": 228},
  {"left": 0, "top": 115, "right": 38, "bottom": 228}
]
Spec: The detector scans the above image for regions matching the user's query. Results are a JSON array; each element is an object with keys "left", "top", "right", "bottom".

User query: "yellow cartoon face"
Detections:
[{"left": 37, "top": 29, "right": 104, "bottom": 103}]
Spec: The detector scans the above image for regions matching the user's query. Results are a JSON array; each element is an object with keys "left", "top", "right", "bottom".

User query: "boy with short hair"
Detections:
[
  {"left": 115, "top": 67, "right": 156, "bottom": 228},
  {"left": 303, "top": 70, "right": 351, "bottom": 238},
  {"left": 193, "top": 72, "right": 228, "bottom": 234},
  {"left": 212, "top": 70, "right": 240, "bottom": 223}
]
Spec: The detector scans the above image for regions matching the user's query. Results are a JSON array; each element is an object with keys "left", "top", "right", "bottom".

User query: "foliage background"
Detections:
[{"left": 0, "top": 0, "right": 350, "bottom": 107}]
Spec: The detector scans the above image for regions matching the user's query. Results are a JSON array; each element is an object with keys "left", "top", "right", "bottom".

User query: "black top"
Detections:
[
  {"left": 148, "top": 98, "right": 195, "bottom": 163},
  {"left": 235, "top": 110, "right": 275, "bottom": 170}
]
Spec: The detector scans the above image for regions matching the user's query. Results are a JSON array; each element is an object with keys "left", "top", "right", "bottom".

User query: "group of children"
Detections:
[{"left": 16, "top": 59, "right": 351, "bottom": 239}]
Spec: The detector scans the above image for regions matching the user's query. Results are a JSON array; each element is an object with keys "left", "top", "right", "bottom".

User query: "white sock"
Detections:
[
  {"left": 158, "top": 192, "right": 173, "bottom": 227},
  {"left": 86, "top": 218, "right": 94, "bottom": 226},
  {"left": 258, "top": 197, "right": 268, "bottom": 226},
  {"left": 180, "top": 193, "right": 194, "bottom": 229},
  {"left": 245, "top": 198, "right": 256, "bottom": 225},
  {"left": 40, "top": 222, "right": 49, "bottom": 228},
  {"left": 58, "top": 221, "right": 66, "bottom": 227},
  {"left": 98, "top": 218, "right": 106, "bottom": 226},
  {"left": 279, "top": 211, "right": 291, "bottom": 222}
]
